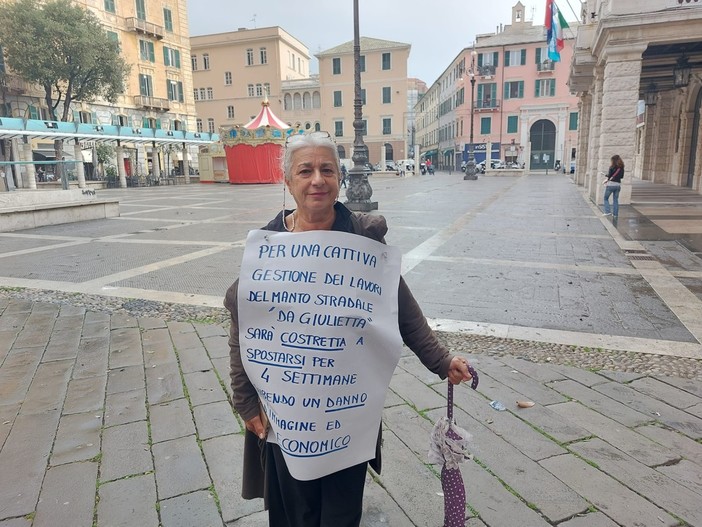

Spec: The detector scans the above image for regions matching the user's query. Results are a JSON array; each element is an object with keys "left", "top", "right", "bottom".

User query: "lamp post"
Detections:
[
  {"left": 464, "top": 47, "right": 478, "bottom": 181},
  {"left": 345, "top": 0, "right": 377, "bottom": 211}
]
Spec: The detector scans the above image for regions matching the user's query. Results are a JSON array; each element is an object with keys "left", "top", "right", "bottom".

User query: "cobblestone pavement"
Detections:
[{"left": 1, "top": 172, "right": 702, "bottom": 526}]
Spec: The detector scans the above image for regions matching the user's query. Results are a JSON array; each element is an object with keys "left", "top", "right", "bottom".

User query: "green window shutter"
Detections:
[
  {"left": 142, "top": 117, "right": 149, "bottom": 128},
  {"left": 569, "top": 112, "right": 579, "bottom": 130},
  {"left": 535, "top": 48, "right": 541, "bottom": 64},
  {"left": 72, "top": 109, "right": 80, "bottom": 122},
  {"left": 518, "top": 81, "right": 524, "bottom": 98},
  {"left": 477, "top": 84, "right": 484, "bottom": 101},
  {"left": 155, "top": 119, "right": 161, "bottom": 130},
  {"left": 149, "top": 42, "right": 155, "bottom": 62},
  {"left": 520, "top": 49, "right": 526, "bottom": 65},
  {"left": 477, "top": 53, "right": 483, "bottom": 67},
  {"left": 177, "top": 81, "right": 184, "bottom": 102},
  {"left": 163, "top": 8, "right": 173, "bottom": 31},
  {"left": 549, "top": 79, "right": 555, "bottom": 96},
  {"left": 166, "top": 80, "right": 172, "bottom": 100},
  {"left": 504, "top": 82, "right": 509, "bottom": 99},
  {"left": 493, "top": 52, "right": 499, "bottom": 67},
  {"left": 91, "top": 111, "right": 97, "bottom": 124},
  {"left": 490, "top": 83, "right": 497, "bottom": 100},
  {"left": 111, "top": 115, "right": 120, "bottom": 125},
  {"left": 504, "top": 51, "right": 510, "bottom": 67},
  {"left": 163, "top": 46, "right": 170, "bottom": 66},
  {"left": 480, "top": 116, "right": 491, "bottom": 135},
  {"left": 29, "top": 106, "right": 39, "bottom": 119},
  {"left": 174, "top": 50, "right": 180, "bottom": 68},
  {"left": 507, "top": 115, "right": 518, "bottom": 133},
  {"left": 535, "top": 80, "right": 540, "bottom": 97}
]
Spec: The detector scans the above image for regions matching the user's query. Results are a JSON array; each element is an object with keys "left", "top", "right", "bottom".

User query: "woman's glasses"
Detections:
[{"left": 285, "top": 130, "right": 334, "bottom": 145}]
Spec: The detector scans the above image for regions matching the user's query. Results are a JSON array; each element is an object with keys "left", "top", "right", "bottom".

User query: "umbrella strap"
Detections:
[{"left": 447, "top": 365, "right": 479, "bottom": 420}]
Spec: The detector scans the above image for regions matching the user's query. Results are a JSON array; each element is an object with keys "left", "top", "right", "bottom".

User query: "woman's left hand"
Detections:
[{"left": 448, "top": 356, "right": 473, "bottom": 385}]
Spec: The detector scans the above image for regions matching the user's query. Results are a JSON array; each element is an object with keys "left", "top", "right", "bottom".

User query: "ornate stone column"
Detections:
[
  {"left": 182, "top": 142, "right": 191, "bottom": 184},
  {"left": 576, "top": 94, "right": 591, "bottom": 187},
  {"left": 586, "top": 67, "right": 604, "bottom": 203},
  {"left": 22, "top": 141, "right": 37, "bottom": 189},
  {"left": 116, "top": 144, "right": 127, "bottom": 188}
]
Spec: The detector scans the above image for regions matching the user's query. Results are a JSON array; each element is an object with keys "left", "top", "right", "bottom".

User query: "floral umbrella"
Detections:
[{"left": 429, "top": 365, "right": 479, "bottom": 527}]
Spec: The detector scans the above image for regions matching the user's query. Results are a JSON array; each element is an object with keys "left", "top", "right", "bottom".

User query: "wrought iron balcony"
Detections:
[
  {"left": 537, "top": 60, "right": 555, "bottom": 72},
  {"left": 134, "top": 95, "right": 170, "bottom": 111},
  {"left": 476, "top": 98, "right": 500, "bottom": 110},
  {"left": 478, "top": 65, "right": 496, "bottom": 77},
  {"left": 125, "top": 17, "right": 164, "bottom": 39}
]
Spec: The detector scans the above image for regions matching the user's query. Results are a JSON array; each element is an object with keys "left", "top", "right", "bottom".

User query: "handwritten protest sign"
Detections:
[{"left": 238, "top": 229, "right": 403, "bottom": 480}]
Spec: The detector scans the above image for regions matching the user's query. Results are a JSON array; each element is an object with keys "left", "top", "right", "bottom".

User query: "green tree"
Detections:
[{"left": 0, "top": 0, "right": 129, "bottom": 122}]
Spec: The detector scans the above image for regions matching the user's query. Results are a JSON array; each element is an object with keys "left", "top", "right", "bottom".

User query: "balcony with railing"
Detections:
[
  {"left": 475, "top": 98, "right": 500, "bottom": 111},
  {"left": 134, "top": 95, "right": 170, "bottom": 111},
  {"left": 125, "top": 17, "right": 164, "bottom": 39},
  {"left": 537, "top": 60, "right": 556, "bottom": 73},
  {"left": 0, "top": 75, "right": 31, "bottom": 94}
]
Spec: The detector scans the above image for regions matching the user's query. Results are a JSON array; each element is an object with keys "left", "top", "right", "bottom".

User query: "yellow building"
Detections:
[
  {"left": 190, "top": 26, "right": 311, "bottom": 134},
  {"left": 315, "top": 37, "right": 411, "bottom": 166},
  {"left": 1, "top": 0, "right": 200, "bottom": 185}
]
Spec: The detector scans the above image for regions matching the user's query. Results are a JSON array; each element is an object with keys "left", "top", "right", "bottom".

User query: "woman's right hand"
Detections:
[{"left": 245, "top": 415, "right": 267, "bottom": 439}]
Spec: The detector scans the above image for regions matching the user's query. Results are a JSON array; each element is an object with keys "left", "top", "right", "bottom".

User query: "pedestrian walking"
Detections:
[
  {"left": 224, "top": 131, "right": 475, "bottom": 527},
  {"left": 603, "top": 154, "right": 624, "bottom": 217},
  {"left": 340, "top": 163, "right": 348, "bottom": 188}
]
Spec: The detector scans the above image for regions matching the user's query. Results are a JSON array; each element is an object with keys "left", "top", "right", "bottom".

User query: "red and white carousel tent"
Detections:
[{"left": 223, "top": 98, "right": 291, "bottom": 184}]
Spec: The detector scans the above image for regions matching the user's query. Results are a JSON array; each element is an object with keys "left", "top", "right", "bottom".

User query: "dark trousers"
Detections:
[{"left": 266, "top": 443, "right": 368, "bottom": 527}]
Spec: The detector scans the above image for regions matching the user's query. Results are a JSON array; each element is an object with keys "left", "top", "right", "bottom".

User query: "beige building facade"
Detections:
[
  {"left": 315, "top": 37, "right": 411, "bottom": 166},
  {"left": 416, "top": 2, "right": 580, "bottom": 171},
  {"left": 1, "top": 0, "right": 201, "bottom": 185},
  {"left": 570, "top": 0, "right": 702, "bottom": 206},
  {"left": 190, "top": 26, "right": 310, "bottom": 135}
]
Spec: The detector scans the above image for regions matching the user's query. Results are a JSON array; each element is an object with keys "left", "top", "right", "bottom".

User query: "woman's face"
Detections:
[{"left": 286, "top": 146, "right": 340, "bottom": 214}]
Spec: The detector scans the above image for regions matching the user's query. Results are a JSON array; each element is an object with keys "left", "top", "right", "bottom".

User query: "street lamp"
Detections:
[{"left": 464, "top": 47, "right": 478, "bottom": 181}]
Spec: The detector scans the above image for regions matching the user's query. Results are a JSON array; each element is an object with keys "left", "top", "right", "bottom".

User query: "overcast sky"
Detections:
[{"left": 186, "top": 0, "right": 569, "bottom": 86}]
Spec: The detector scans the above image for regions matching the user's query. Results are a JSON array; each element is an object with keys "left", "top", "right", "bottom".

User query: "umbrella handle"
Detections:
[{"left": 447, "top": 365, "right": 479, "bottom": 420}]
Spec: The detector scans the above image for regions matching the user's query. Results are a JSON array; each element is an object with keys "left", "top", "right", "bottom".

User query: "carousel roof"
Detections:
[{"left": 243, "top": 97, "right": 290, "bottom": 130}]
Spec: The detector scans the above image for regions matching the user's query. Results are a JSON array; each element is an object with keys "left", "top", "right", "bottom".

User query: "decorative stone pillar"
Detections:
[
  {"left": 73, "top": 141, "right": 86, "bottom": 188},
  {"left": 137, "top": 143, "right": 148, "bottom": 179},
  {"left": 576, "top": 94, "right": 591, "bottom": 187},
  {"left": 22, "top": 141, "right": 37, "bottom": 189},
  {"left": 586, "top": 68, "right": 604, "bottom": 203},
  {"left": 151, "top": 144, "right": 161, "bottom": 182},
  {"left": 597, "top": 46, "right": 646, "bottom": 206},
  {"left": 116, "top": 145, "right": 127, "bottom": 188}
]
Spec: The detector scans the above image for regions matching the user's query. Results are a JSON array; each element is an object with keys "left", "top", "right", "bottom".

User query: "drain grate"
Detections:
[
  {"left": 625, "top": 249, "right": 648, "bottom": 254},
  {"left": 628, "top": 255, "right": 656, "bottom": 261}
]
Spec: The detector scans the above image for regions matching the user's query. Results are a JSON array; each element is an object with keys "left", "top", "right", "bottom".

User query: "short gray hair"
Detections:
[{"left": 282, "top": 132, "right": 341, "bottom": 182}]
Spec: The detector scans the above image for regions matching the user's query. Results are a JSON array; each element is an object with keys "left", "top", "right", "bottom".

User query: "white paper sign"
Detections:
[{"left": 238, "top": 229, "right": 403, "bottom": 480}]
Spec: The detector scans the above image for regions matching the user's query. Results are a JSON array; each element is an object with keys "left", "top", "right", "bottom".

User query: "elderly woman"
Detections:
[{"left": 224, "top": 131, "right": 473, "bottom": 527}]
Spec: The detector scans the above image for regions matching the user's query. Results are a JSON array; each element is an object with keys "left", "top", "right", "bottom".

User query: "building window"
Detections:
[
  {"left": 361, "top": 120, "right": 367, "bottom": 135},
  {"left": 135, "top": 0, "right": 145, "bottom": 20},
  {"left": 139, "top": 40, "right": 155, "bottom": 62},
  {"left": 106, "top": 31, "right": 119, "bottom": 50},
  {"left": 256, "top": 84, "right": 263, "bottom": 97},
  {"left": 264, "top": 83, "right": 270, "bottom": 96},
  {"left": 248, "top": 84, "right": 254, "bottom": 97},
  {"left": 303, "top": 92, "right": 311, "bottom": 109},
  {"left": 163, "top": 8, "right": 173, "bottom": 31},
  {"left": 382, "top": 86, "right": 391, "bottom": 104},
  {"left": 284, "top": 93, "right": 292, "bottom": 110},
  {"left": 260, "top": 47, "right": 267, "bottom": 64},
  {"left": 199, "top": 87, "right": 206, "bottom": 99},
  {"left": 332, "top": 57, "right": 341, "bottom": 75},
  {"left": 381, "top": 52, "right": 391, "bottom": 70},
  {"left": 193, "top": 89, "right": 199, "bottom": 101},
  {"left": 173, "top": 120, "right": 182, "bottom": 131},
  {"left": 334, "top": 121, "right": 343, "bottom": 137},
  {"left": 246, "top": 48, "right": 254, "bottom": 66},
  {"left": 569, "top": 112, "right": 579, "bottom": 130},
  {"left": 333, "top": 90, "right": 342, "bottom": 107},
  {"left": 507, "top": 115, "right": 518, "bottom": 133},
  {"left": 480, "top": 116, "right": 491, "bottom": 135},
  {"left": 142, "top": 117, "right": 158, "bottom": 129},
  {"left": 535, "top": 78, "right": 555, "bottom": 97},
  {"left": 203, "top": 53, "right": 210, "bottom": 70},
  {"left": 504, "top": 49, "right": 526, "bottom": 66},
  {"left": 293, "top": 93, "right": 301, "bottom": 109},
  {"left": 207, "top": 118, "right": 215, "bottom": 134},
  {"left": 313, "top": 91, "right": 321, "bottom": 108},
  {"left": 477, "top": 83, "right": 497, "bottom": 108},
  {"left": 104, "top": 0, "right": 115, "bottom": 13},
  {"left": 360, "top": 88, "right": 366, "bottom": 105},
  {"left": 191, "top": 55, "right": 197, "bottom": 71},
  {"left": 359, "top": 55, "right": 365, "bottom": 72},
  {"left": 315, "top": 122, "right": 321, "bottom": 132},
  {"left": 535, "top": 47, "right": 549, "bottom": 64},
  {"left": 227, "top": 105, "right": 235, "bottom": 119},
  {"left": 207, "top": 87, "right": 213, "bottom": 99},
  {"left": 166, "top": 80, "right": 184, "bottom": 102},
  {"left": 139, "top": 73, "right": 153, "bottom": 96},
  {"left": 224, "top": 71, "right": 232, "bottom": 85},
  {"left": 196, "top": 118, "right": 203, "bottom": 133},
  {"left": 503, "top": 80, "right": 524, "bottom": 99},
  {"left": 382, "top": 118, "right": 391, "bottom": 135},
  {"left": 478, "top": 52, "right": 498, "bottom": 67},
  {"left": 163, "top": 47, "right": 181, "bottom": 68}
]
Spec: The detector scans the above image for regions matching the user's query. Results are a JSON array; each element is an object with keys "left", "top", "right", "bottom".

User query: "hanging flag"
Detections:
[{"left": 545, "top": 0, "right": 570, "bottom": 62}]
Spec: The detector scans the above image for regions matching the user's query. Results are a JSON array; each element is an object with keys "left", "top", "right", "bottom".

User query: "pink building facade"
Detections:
[{"left": 416, "top": 2, "right": 580, "bottom": 171}]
